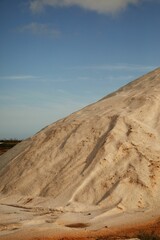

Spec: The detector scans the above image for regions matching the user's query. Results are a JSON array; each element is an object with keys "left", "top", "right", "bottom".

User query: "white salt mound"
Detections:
[{"left": 0, "top": 68, "right": 160, "bottom": 231}]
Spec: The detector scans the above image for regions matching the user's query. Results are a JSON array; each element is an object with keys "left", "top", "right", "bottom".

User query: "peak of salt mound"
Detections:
[{"left": 0, "top": 68, "right": 160, "bottom": 213}]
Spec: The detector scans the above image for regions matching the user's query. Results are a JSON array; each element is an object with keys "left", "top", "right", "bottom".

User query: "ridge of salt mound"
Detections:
[{"left": 0, "top": 68, "right": 160, "bottom": 235}]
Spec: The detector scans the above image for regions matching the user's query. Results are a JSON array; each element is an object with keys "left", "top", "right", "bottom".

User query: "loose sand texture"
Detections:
[{"left": 0, "top": 68, "right": 160, "bottom": 239}]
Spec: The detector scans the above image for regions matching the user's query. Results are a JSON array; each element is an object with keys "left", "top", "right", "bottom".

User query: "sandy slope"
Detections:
[{"left": 0, "top": 68, "right": 160, "bottom": 239}]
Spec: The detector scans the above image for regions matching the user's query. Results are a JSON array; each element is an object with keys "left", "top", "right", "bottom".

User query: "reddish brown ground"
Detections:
[{"left": 0, "top": 218, "right": 159, "bottom": 240}]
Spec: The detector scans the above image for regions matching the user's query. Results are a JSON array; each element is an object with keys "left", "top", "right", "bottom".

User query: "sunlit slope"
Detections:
[{"left": 0, "top": 68, "right": 160, "bottom": 214}]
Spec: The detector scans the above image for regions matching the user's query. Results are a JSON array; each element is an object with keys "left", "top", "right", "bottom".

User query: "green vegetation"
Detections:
[
  {"left": 0, "top": 139, "right": 21, "bottom": 148},
  {"left": 137, "top": 233, "right": 160, "bottom": 240},
  {"left": 94, "top": 233, "right": 160, "bottom": 240}
]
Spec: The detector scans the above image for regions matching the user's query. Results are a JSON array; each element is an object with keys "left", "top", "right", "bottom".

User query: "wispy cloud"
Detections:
[
  {"left": 0, "top": 75, "right": 40, "bottom": 81},
  {"left": 29, "top": 0, "right": 140, "bottom": 14},
  {"left": 67, "top": 64, "right": 156, "bottom": 72},
  {"left": 18, "top": 22, "right": 61, "bottom": 38},
  {"left": 89, "top": 64, "right": 156, "bottom": 71}
]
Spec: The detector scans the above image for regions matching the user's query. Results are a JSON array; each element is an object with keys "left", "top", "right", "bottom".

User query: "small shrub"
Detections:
[{"left": 138, "top": 232, "right": 160, "bottom": 240}]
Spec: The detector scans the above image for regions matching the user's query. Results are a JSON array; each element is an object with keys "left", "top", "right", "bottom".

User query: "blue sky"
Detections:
[{"left": 0, "top": 0, "right": 160, "bottom": 139}]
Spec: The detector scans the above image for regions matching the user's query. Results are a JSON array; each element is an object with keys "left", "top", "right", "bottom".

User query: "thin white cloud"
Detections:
[
  {"left": 90, "top": 64, "right": 156, "bottom": 71},
  {"left": 67, "top": 64, "right": 156, "bottom": 72},
  {"left": 0, "top": 75, "right": 40, "bottom": 80},
  {"left": 18, "top": 22, "right": 61, "bottom": 38},
  {"left": 107, "top": 75, "right": 134, "bottom": 80},
  {"left": 30, "top": 0, "right": 140, "bottom": 14}
]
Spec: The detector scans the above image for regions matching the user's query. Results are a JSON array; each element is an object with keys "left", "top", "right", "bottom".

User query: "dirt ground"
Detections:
[{"left": 0, "top": 217, "right": 159, "bottom": 240}]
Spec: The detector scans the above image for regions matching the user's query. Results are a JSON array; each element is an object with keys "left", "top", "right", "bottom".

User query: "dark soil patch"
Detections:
[{"left": 65, "top": 223, "right": 89, "bottom": 228}]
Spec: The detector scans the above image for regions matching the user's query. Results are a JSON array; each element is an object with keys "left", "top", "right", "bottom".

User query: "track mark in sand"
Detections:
[
  {"left": 0, "top": 203, "right": 32, "bottom": 210},
  {"left": 23, "top": 198, "right": 33, "bottom": 204},
  {"left": 65, "top": 223, "right": 90, "bottom": 228},
  {"left": 81, "top": 115, "right": 119, "bottom": 174},
  {"left": 97, "top": 180, "right": 120, "bottom": 204},
  {"left": 0, "top": 223, "right": 21, "bottom": 232}
]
